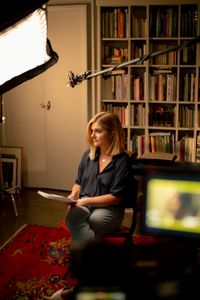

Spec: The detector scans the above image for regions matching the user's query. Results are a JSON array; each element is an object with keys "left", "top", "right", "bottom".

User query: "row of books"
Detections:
[
  {"left": 103, "top": 46, "right": 128, "bottom": 65},
  {"left": 102, "top": 103, "right": 128, "bottom": 126},
  {"left": 179, "top": 105, "right": 194, "bottom": 128},
  {"left": 176, "top": 136, "right": 195, "bottom": 162},
  {"left": 102, "top": 73, "right": 128, "bottom": 100},
  {"left": 130, "top": 134, "right": 145, "bottom": 158},
  {"left": 101, "top": 6, "right": 197, "bottom": 39},
  {"left": 102, "top": 71, "right": 146, "bottom": 101},
  {"left": 149, "top": 132, "right": 175, "bottom": 154},
  {"left": 179, "top": 73, "right": 197, "bottom": 102},
  {"left": 103, "top": 44, "right": 195, "bottom": 67},
  {"left": 130, "top": 132, "right": 175, "bottom": 158},
  {"left": 102, "top": 70, "right": 146, "bottom": 101},
  {"left": 150, "top": 43, "right": 177, "bottom": 65},
  {"left": 102, "top": 72, "right": 198, "bottom": 102},
  {"left": 103, "top": 71, "right": 178, "bottom": 102},
  {"left": 132, "top": 74, "right": 146, "bottom": 101},
  {"left": 150, "top": 72, "right": 177, "bottom": 102},
  {"left": 150, "top": 7, "right": 178, "bottom": 37},
  {"left": 149, "top": 104, "right": 175, "bottom": 127},
  {"left": 180, "top": 6, "right": 198, "bottom": 37},
  {"left": 102, "top": 101, "right": 197, "bottom": 128},
  {"left": 150, "top": 5, "right": 197, "bottom": 38},
  {"left": 102, "top": 8, "right": 147, "bottom": 39},
  {"left": 130, "top": 104, "right": 145, "bottom": 126},
  {"left": 131, "top": 104, "right": 193, "bottom": 127},
  {"left": 131, "top": 16, "right": 147, "bottom": 38},
  {"left": 131, "top": 42, "right": 147, "bottom": 62},
  {"left": 101, "top": 8, "right": 129, "bottom": 38},
  {"left": 180, "top": 44, "right": 196, "bottom": 65},
  {"left": 129, "top": 132, "right": 196, "bottom": 162}
]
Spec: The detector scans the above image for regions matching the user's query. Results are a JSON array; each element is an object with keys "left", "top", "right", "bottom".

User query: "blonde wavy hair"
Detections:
[{"left": 86, "top": 111, "right": 125, "bottom": 160}]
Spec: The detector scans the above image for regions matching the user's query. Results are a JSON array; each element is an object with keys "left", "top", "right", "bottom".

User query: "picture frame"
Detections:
[
  {"left": 0, "top": 146, "right": 22, "bottom": 189},
  {"left": 1, "top": 157, "right": 17, "bottom": 190}
]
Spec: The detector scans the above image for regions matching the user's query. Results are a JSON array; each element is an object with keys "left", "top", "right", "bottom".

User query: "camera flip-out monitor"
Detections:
[{"left": 143, "top": 166, "right": 200, "bottom": 239}]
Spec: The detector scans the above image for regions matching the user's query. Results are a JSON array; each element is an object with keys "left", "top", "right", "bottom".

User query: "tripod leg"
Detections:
[{"left": 11, "top": 194, "right": 18, "bottom": 216}]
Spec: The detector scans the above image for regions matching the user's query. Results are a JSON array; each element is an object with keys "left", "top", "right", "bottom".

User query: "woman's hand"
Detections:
[
  {"left": 66, "top": 197, "right": 88, "bottom": 209},
  {"left": 68, "top": 194, "right": 121, "bottom": 207},
  {"left": 68, "top": 193, "right": 78, "bottom": 201},
  {"left": 68, "top": 183, "right": 80, "bottom": 200},
  {"left": 75, "top": 197, "right": 90, "bottom": 206}
]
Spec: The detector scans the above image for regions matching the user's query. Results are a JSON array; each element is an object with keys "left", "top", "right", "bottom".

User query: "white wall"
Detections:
[{"left": 2, "top": 5, "right": 89, "bottom": 190}]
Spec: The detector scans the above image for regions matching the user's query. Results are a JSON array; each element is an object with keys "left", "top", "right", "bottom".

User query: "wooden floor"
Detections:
[
  {"left": 0, "top": 188, "right": 143, "bottom": 247},
  {"left": 0, "top": 188, "right": 70, "bottom": 246}
]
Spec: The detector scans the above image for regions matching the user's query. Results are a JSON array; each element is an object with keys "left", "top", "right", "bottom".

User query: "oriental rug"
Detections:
[{"left": 0, "top": 224, "right": 78, "bottom": 300}]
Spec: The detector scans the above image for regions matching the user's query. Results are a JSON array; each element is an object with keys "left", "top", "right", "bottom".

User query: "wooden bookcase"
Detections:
[{"left": 96, "top": 0, "right": 200, "bottom": 162}]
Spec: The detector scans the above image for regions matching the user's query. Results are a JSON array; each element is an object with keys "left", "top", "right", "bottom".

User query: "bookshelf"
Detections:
[{"left": 96, "top": 0, "right": 200, "bottom": 162}]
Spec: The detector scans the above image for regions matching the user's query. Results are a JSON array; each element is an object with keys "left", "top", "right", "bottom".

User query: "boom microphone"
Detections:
[
  {"left": 67, "top": 35, "right": 200, "bottom": 88},
  {"left": 67, "top": 71, "right": 91, "bottom": 88}
]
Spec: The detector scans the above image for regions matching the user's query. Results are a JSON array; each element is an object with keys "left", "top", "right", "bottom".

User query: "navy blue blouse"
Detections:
[{"left": 75, "top": 149, "right": 132, "bottom": 207}]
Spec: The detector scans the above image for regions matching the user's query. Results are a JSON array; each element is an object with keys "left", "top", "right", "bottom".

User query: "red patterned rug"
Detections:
[{"left": 0, "top": 224, "right": 78, "bottom": 300}]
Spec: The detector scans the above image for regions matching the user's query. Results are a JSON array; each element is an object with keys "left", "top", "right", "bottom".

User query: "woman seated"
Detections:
[
  {"left": 65, "top": 111, "right": 133, "bottom": 243},
  {"left": 50, "top": 111, "right": 134, "bottom": 300}
]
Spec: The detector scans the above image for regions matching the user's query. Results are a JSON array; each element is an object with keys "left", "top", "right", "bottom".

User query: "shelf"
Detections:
[{"left": 97, "top": 1, "right": 200, "bottom": 162}]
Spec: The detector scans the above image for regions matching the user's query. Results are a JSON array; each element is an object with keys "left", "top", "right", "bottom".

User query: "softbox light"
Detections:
[{"left": 0, "top": 0, "right": 58, "bottom": 94}]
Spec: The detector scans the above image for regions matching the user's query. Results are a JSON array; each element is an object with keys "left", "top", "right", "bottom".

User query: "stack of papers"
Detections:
[{"left": 37, "top": 190, "right": 75, "bottom": 204}]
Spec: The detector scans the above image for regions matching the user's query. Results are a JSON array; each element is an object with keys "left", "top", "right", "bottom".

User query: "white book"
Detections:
[
  {"left": 150, "top": 132, "right": 171, "bottom": 136},
  {"left": 37, "top": 190, "right": 76, "bottom": 204}
]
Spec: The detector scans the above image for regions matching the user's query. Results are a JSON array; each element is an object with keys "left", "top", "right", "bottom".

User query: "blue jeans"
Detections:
[{"left": 66, "top": 205, "right": 125, "bottom": 241}]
